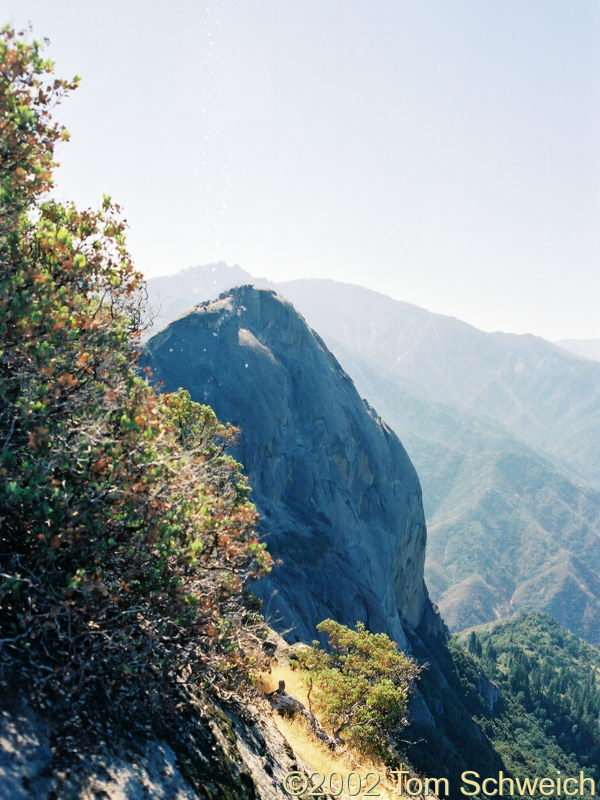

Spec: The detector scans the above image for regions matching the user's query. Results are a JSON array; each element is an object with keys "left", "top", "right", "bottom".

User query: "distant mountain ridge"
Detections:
[
  {"left": 276, "top": 279, "right": 600, "bottom": 488},
  {"left": 145, "top": 264, "right": 600, "bottom": 642},
  {"left": 145, "top": 262, "right": 273, "bottom": 337},
  {"left": 147, "top": 266, "right": 599, "bottom": 487}
]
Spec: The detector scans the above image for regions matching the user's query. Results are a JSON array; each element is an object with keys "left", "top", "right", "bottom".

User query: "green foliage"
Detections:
[
  {"left": 293, "top": 619, "right": 420, "bottom": 760},
  {"left": 159, "top": 388, "right": 255, "bottom": 506},
  {"left": 453, "top": 613, "right": 600, "bottom": 788},
  {"left": 467, "top": 630, "right": 482, "bottom": 658},
  {"left": 0, "top": 26, "right": 270, "bottom": 743},
  {"left": 0, "top": 24, "right": 78, "bottom": 232},
  {"left": 158, "top": 388, "right": 270, "bottom": 571}
]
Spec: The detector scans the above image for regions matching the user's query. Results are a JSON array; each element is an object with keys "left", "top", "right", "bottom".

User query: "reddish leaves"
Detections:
[{"left": 0, "top": 26, "right": 271, "bottom": 742}]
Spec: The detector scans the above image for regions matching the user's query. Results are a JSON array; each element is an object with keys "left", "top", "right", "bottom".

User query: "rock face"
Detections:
[
  {"left": 477, "top": 675, "right": 501, "bottom": 713},
  {"left": 142, "top": 286, "right": 432, "bottom": 647},
  {"left": 0, "top": 685, "right": 310, "bottom": 800}
]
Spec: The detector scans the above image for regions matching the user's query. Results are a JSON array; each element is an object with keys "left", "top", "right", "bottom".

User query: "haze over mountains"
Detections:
[
  {"left": 277, "top": 279, "right": 600, "bottom": 487},
  {"left": 323, "top": 347, "right": 600, "bottom": 639},
  {"left": 557, "top": 339, "right": 600, "bottom": 362},
  {"left": 146, "top": 263, "right": 600, "bottom": 642}
]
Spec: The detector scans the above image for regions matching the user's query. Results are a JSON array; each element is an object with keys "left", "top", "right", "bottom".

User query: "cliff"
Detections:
[
  {"left": 140, "top": 286, "right": 505, "bottom": 791},
  {"left": 142, "top": 286, "right": 433, "bottom": 648}
]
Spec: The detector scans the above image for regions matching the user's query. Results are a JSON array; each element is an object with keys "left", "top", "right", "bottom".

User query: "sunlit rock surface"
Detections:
[{"left": 143, "top": 286, "right": 433, "bottom": 647}]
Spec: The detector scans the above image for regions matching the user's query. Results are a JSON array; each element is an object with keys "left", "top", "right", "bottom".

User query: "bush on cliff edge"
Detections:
[{"left": 0, "top": 25, "right": 270, "bottom": 745}]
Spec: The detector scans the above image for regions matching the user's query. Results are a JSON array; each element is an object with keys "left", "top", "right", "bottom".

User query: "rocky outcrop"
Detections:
[
  {"left": 0, "top": 685, "right": 310, "bottom": 800},
  {"left": 142, "top": 286, "right": 433, "bottom": 648},
  {"left": 477, "top": 675, "right": 501, "bottom": 713}
]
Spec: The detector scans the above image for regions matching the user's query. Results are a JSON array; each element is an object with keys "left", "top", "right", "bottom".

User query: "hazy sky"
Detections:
[{"left": 5, "top": 1, "right": 600, "bottom": 340}]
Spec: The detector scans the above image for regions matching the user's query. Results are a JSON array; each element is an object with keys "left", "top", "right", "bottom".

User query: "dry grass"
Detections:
[
  {"left": 256, "top": 663, "right": 311, "bottom": 706},
  {"left": 257, "top": 664, "right": 429, "bottom": 800}
]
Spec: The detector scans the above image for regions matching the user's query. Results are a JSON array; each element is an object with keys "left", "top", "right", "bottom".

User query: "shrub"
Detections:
[
  {"left": 0, "top": 25, "right": 270, "bottom": 743},
  {"left": 293, "top": 619, "right": 420, "bottom": 760}
]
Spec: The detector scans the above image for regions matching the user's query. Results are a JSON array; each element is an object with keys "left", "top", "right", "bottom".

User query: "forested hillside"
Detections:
[
  {"left": 330, "top": 349, "right": 600, "bottom": 640},
  {"left": 455, "top": 613, "right": 600, "bottom": 784}
]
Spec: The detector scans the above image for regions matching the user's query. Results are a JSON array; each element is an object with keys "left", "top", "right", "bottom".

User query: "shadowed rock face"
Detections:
[{"left": 142, "top": 286, "right": 432, "bottom": 647}]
